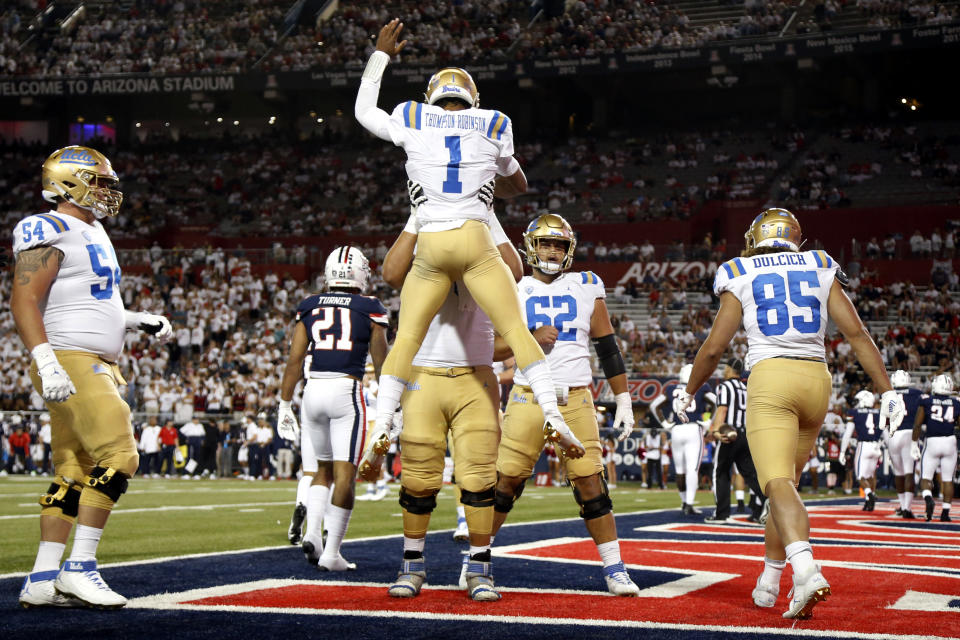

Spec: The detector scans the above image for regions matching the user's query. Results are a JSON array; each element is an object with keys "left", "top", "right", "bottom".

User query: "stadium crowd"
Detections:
[{"left": 4, "top": 0, "right": 959, "bottom": 77}]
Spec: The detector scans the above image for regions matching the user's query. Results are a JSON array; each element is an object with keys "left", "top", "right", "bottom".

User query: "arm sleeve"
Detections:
[{"left": 354, "top": 51, "right": 394, "bottom": 142}]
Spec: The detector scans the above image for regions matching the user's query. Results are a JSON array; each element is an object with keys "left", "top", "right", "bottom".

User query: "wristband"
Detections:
[
  {"left": 403, "top": 207, "right": 418, "bottom": 234},
  {"left": 31, "top": 342, "right": 59, "bottom": 370},
  {"left": 362, "top": 50, "right": 390, "bottom": 83},
  {"left": 279, "top": 400, "right": 292, "bottom": 411},
  {"left": 124, "top": 310, "right": 147, "bottom": 329}
]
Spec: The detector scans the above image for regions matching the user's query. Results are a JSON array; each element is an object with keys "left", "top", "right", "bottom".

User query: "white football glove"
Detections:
[
  {"left": 389, "top": 410, "right": 404, "bottom": 441},
  {"left": 612, "top": 392, "right": 635, "bottom": 441},
  {"left": 478, "top": 178, "right": 496, "bottom": 208},
  {"left": 910, "top": 440, "right": 922, "bottom": 461},
  {"left": 672, "top": 389, "right": 694, "bottom": 422},
  {"left": 125, "top": 310, "right": 173, "bottom": 342},
  {"left": 660, "top": 419, "right": 675, "bottom": 432},
  {"left": 407, "top": 179, "right": 427, "bottom": 207},
  {"left": 276, "top": 400, "right": 300, "bottom": 442},
  {"left": 878, "top": 389, "right": 906, "bottom": 433},
  {"left": 32, "top": 343, "right": 76, "bottom": 403},
  {"left": 838, "top": 453, "right": 846, "bottom": 466}
]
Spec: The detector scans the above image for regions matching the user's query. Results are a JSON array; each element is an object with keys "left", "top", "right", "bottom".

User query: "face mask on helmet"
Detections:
[
  {"left": 854, "top": 390, "right": 875, "bottom": 409},
  {"left": 890, "top": 370, "right": 911, "bottom": 389},
  {"left": 41, "top": 146, "right": 123, "bottom": 219},
  {"left": 744, "top": 208, "right": 802, "bottom": 254},
  {"left": 523, "top": 214, "right": 576, "bottom": 274},
  {"left": 324, "top": 246, "right": 370, "bottom": 293},
  {"left": 424, "top": 67, "right": 479, "bottom": 108},
  {"left": 931, "top": 374, "right": 954, "bottom": 396},
  {"left": 678, "top": 364, "right": 693, "bottom": 386}
]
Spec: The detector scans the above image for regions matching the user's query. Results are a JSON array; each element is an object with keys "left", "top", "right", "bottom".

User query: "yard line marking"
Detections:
[{"left": 0, "top": 500, "right": 292, "bottom": 520}]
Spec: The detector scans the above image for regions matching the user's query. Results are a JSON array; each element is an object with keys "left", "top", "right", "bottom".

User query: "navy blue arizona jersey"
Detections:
[
  {"left": 662, "top": 382, "right": 714, "bottom": 425},
  {"left": 893, "top": 387, "right": 923, "bottom": 432},
  {"left": 918, "top": 394, "right": 960, "bottom": 438},
  {"left": 295, "top": 293, "right": 388, "bottom": 379},
  {"left": 845, "top": 408, "right": 882, "bottom": 442}
]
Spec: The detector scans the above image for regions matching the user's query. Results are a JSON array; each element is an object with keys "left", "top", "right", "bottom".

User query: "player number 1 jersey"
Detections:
[
  {"left": 714, "top": 249, "right": 839, "bottom": 369},
  {"left": 385, "top": 101, "right": 516, "bottom": 232}
]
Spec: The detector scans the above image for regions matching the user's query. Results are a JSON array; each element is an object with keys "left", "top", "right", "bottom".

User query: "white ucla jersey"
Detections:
[
  {"left": 514, "top": 271, "right": 605, "bottom": 387},
  {"left": 12, "top": 211, "right": 126, "bottom": 361},
  {"left": 714, "top": 249, "right": 839, "bottom": 369},
  {"left": 413, "top": 281, "right": 494, "bottom": 367},
  {"left": 387, "top": 101, "right": 515, "bottom": 232}
]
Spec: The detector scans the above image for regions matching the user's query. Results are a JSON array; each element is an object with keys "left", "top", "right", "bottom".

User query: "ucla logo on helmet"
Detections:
[{"left": 59, "top": 148, "right": 96, "bottom": 166}]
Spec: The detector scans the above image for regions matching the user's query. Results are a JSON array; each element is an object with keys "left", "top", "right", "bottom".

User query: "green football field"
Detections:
[{"left": 0, "top": 476, "right": 846, "bottom": 575}]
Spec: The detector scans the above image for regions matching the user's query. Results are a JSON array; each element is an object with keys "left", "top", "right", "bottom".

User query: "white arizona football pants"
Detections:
[
  {"left": 670, "top": 422, "right": 703, "bottom": 504},
  {"left": 854, "top": 441, "right": 882, "bottom": 480},
  {"left": 920, "top": 435, "right": 958, "bottom": 482},
  {"left": 887, "top": 429, "right": 915, "bottom": 476},
  {"left": 301, "top": 377, "right": 367, "bottom": 465}
]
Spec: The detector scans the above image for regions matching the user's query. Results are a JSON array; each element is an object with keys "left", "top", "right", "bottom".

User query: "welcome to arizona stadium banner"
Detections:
[{"left": 3, "top": 24, "right": 958, "bottom": 97}]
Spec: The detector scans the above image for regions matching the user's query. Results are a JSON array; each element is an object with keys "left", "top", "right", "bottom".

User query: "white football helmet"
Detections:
[
  {"left": 324, "top": 246, "right": 370, "bottom": 292},
  {"left": 890, "top": 370, "right": 911, "bottom": 389},
  {"left": 678, "top": 364, "right": 693, "bottom": 386},
  {"left": 854, "top": 389, "right": 875, "bottom": 409},
  {"left": 931, "top": 374, "right": 954, "bottom": 396}
]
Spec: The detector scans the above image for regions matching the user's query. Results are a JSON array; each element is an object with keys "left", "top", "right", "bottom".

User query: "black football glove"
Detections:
[
  {"left": 478, "top": 178, "right": 496, "bottom": 208},
  {"left": 407, "top": 180, "right": 427, "bottom": 207}
]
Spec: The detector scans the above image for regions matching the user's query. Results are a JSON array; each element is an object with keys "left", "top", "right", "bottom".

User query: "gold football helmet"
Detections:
[
  {"left": 41, "top": 145, "right": 122, "bottom": 218},
  {"left": 424, "top": 67, "right": 479, "bottom": 107},
  {"left": 744, "top": 207, "right": 801, "bottom": 253},
  {"left": 523, "top": 213, "right": 576, "bottom": 274}
]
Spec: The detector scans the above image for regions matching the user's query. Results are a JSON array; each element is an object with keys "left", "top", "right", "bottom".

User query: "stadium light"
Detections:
[
  {"left": 135, "top": 122, "right": 142, "bottom": 128},
  {"left": 217, "top": 117, "right": 223, "bottom": 123},
  {"left": 901, "top": 98, "right": 907, "bottom": 104},
  {"left": 233, "top": 120, "right": 240, "bottom": 126},
  {"left": 317, "top": 118, "right": 324, "bottom": 124}
]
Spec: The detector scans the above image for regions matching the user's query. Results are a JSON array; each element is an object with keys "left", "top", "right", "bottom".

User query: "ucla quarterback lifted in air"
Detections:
[
  {"left": 353, "top": 19, "right": 584, "bottom": 476},
  {"left": 14, "top": 146, "right": 173, "bottom": 609}
]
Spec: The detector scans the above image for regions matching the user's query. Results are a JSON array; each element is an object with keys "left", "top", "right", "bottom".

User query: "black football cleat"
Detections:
[
  {"left": 288, "top": 503, "right": 306, "bottom": 545},
  {"left": 894, "top": 507, "right": 904, "bottom": 517},
  {"left": 925, "top": 495, "right": 935, "bottom": 522},
  {"left": 902, "top": 509, "right": 916, "bottom": 519},
  {"left": 865, "top": 493, "right": 876, "bottom": 512},
  {"left": 941, "top": 510, "right": 952, "bottom": 522}
]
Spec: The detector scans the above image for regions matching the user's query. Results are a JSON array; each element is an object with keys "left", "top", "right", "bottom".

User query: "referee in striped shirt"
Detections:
[{"left": 705, "top": 359, "right": 767, "bottom": 523}]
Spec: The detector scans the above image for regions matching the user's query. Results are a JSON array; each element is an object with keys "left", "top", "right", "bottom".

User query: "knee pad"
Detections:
[
  {"left": 459, "top": 486, "right": 495, "bottom": 508},
  {"left": 399, "top": 488, "right": 438, "bottom": 515},
  {"left": 39, "top": 477, "right": 82, "bottom": 519},
  {"left": 83, "top": 466, "right": 130, "bottom": 503},
  {"left": 573, "top": 475, "right": 613, "bottom": 521},
  {"left": 493, "top": 477, "right": 526, "bottom": 514}
]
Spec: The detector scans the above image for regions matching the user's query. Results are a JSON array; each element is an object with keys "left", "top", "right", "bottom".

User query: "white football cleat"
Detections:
[
  {"left": 465, "top": 558, "right": 501, "bottom": 601},
  {"left": 317, "top": 554, "right": 357, "bottom": 571},
  {"left": 543, "top": 414, "right": 584, "bottom": 459},
  {"left": 388, "top": 558, "right": 426, "bottom": 598},
  {"left": 752, "top": 575, "right": 779, "bottom": 607},
  {"left": 452, "top": 518, "right": 469, "bottom": 542},
  {"left": 458, "top": 553, "right": 469, "bottom": 589},
  {"left": 54, "top": 560, "right": 127, "bottom": 609},
  {"left": 783, "top": 567, "right": 830, "bottom": 619},
  {"left": 19, "top": 570, "right": 83, "bottom": 608},
  {"left": 602, "top": 562, "right": 640, "bottom": 596}
]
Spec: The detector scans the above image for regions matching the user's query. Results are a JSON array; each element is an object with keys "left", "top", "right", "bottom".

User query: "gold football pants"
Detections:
[
  {"left": 399, "top": 365, "right": 500, "bottom": 495},
  {"left": 380, "top": 220, "right": 547, "bottom": 384},
  {"left": 498, "top": 386, "right": 603, "bottom": 480},
  {"left": 745, "top": 358, "right": 831, "bottom": 491},
  {"left": 30, "top": 350, "right": 139, "bottom": 483}
]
